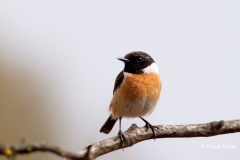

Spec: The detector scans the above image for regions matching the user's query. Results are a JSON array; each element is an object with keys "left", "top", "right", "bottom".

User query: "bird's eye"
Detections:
[{"left": 137, "top": 57, "right": 143, "bottom": 62}]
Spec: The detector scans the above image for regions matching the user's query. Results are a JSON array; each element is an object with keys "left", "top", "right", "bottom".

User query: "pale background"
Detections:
[{"left": 0, "top": 1, "right": 240, "bottom": 160}]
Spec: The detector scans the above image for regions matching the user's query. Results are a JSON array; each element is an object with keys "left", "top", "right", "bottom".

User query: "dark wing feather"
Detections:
[
  {"left": 100, "top": 71, "right": 123, "bottom": 134},
  {"left": 113, "top": 71, "right": 124, "bottom": 94}
]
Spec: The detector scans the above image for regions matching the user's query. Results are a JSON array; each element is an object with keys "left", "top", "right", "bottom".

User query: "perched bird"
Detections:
[{"left": 100, "top": 51, "right": 162, "bottom": 147}]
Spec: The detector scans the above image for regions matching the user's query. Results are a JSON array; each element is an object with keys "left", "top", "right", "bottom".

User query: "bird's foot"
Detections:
[
  {"left": 139, "top": 117, "right": 158, "bottom": 139},
  {"left": 114, "top": 130, "right": 127, "bottom": 150},
  {"left": 144, "top": 122, "right": 159, "bottom": 139}
]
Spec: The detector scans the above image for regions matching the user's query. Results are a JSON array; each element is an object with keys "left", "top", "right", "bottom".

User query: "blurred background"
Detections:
[{"left": 0, "top": 1, "right": 240, "bottom": 160}]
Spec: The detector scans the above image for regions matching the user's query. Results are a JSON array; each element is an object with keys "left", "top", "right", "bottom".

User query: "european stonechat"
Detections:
[{"left": 100, "top": 51, "right": 162, "bottom": 147}]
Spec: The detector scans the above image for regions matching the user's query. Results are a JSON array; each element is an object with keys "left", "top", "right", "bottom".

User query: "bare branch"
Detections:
[
  {"left": 0, "top": 119, "right": 239, "bottom": 160},
  {"left": 0, "top": 142, "right": 92, "bottom": 160},
  {"left": 73, "top": 119, "right": 240, "bottom": 159}
]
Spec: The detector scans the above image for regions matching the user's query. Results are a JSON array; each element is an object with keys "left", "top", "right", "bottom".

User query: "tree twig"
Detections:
[
  {"left": 0, "top": 119, "right": 239, "bottom": 160},
  {"left": 72, "top": 119, "right": 240, "bottom": 159},
  {"left": 0, "top": 141, "right": 92, "bottom": 160}
]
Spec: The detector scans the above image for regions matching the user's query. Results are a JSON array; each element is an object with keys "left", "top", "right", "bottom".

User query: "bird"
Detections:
[{"left": 100, "top": 51, "right": 162, "bottom": 148}]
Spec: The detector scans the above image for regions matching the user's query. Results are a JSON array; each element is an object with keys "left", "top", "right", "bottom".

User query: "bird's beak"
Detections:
[{"left": 117, "top": 57, "right": 130, "bottom": 62}]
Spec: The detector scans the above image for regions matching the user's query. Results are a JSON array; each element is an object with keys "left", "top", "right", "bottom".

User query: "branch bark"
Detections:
[
  {"left": 0, "top": 119, "right": 239, "bottom": 160},
  {"left": 74, "top": 119, "right": 240, "bottom": 159},
  {"left": 0, "top": 141, "right": 92, "bottom": 160}
]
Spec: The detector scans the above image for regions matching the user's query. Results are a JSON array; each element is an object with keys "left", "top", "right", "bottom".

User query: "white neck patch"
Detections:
[{"left": 142, "top": 63, "right": 159, "bottom": 74}]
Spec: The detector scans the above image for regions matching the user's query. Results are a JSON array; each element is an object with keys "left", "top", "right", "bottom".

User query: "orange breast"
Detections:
[
  {"left": 109, "top": 72, "right": 162, "bottom": 118},
  {"left": 122, "top": 73, "right": 161, "bottom": 101}
]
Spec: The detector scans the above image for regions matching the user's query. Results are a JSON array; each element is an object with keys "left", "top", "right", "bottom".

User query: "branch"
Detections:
[
  {"left": 72, "top": 119, "right": 240, "bottom": 159},
  {"left": 0, "top": 119, "right": 239, "bottom": 160},
  {"left": 0, "top": 140, "right": 92, "bottom": 160}
]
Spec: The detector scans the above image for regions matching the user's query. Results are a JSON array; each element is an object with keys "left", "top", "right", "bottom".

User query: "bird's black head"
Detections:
[{"left": 118, "top": 51, "right": 155, "bottom": 74}]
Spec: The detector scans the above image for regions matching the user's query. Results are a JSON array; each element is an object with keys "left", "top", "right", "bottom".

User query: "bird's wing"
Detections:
[{"left": 113, "top": 71, "right": 124, "bottom": 94}]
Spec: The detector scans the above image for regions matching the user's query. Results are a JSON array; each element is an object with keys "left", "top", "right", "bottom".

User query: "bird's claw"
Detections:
[
  {"left": 114, "top": 130, "right": 127, "bottom": 150},
  {"left": 145, "top": 122, "right": 159, "bottom": 139}
]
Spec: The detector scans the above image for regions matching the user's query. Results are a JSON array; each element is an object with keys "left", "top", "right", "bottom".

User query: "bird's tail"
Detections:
[{"left": 100, "top": 114, "right": 118, "bottom": 134}]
